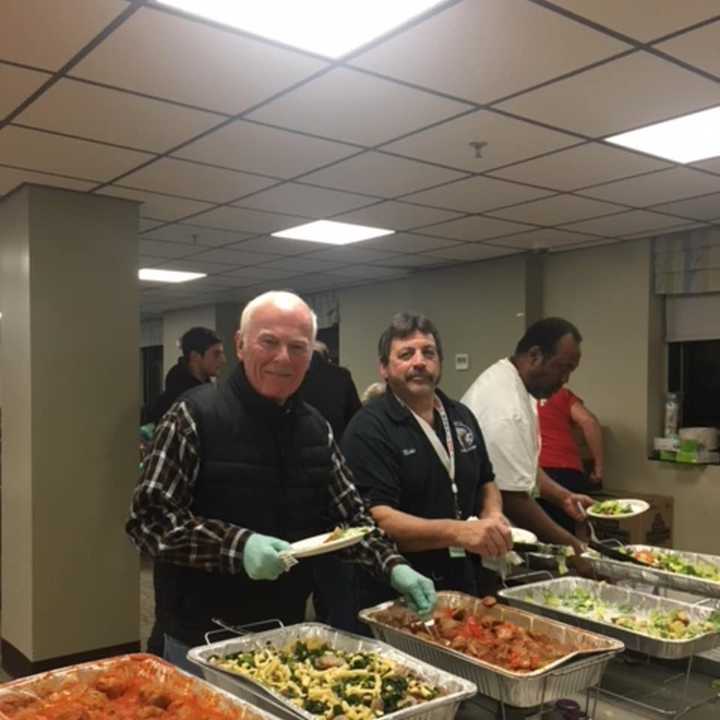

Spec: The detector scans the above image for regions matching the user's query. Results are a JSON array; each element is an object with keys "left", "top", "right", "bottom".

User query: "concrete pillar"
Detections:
[{"left": 0, "top": 185, "right": 140, "bottom": 675}]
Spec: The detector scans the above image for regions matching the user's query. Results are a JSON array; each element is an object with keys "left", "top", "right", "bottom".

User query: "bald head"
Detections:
[{"left": 239, "top": 291, "right": 317, "bottom": 343}]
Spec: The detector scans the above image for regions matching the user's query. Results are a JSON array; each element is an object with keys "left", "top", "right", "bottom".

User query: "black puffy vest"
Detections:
[{"left": 154, "top": 365, "right": 335, "bottom": 645}]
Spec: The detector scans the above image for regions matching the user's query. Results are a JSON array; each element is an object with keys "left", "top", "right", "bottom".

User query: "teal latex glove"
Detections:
[
  {"left": 242, "top": 533, "right": 292, "bottom": 580},
  {"left": 390, "top": 565, "right": 437, "bottom": 617}
]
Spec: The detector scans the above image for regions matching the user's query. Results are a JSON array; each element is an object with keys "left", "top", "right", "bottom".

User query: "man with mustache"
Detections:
[
  {"left": 461, "top": 317, "right": 592, "bottom": 560},
  {"left": 342, "top": 312, "right": 512, "bottom": 614}
]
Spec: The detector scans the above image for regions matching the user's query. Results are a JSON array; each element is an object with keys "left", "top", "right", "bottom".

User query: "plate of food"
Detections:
[
  {"left": 288, "top": 526, "right": 373, "bottom": 559},
  {"left": 587, "top": 499, "right": 649, "bottom": 519},
  {"left": 510, "top": 527, "right": 538, "bottom": 545}
]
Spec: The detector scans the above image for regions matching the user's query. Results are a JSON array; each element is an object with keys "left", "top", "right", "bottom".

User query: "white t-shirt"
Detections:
[{"left": 460, "top": 358, "right": 539, "bottom": 494}]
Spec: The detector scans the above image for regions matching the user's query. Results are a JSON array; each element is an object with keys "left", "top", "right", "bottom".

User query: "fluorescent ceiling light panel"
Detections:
[
  {"left": 272, "top": 220, "right": 394, "bottom": 245},
  {"left": 155, "top": 0, "right": 445, "bottom": 58},
  {"left": 139, "top": 268, "right": 206, "bottom": 283},
  {"left": 606, "top": 105, "right": 720, "bottom": 163}
]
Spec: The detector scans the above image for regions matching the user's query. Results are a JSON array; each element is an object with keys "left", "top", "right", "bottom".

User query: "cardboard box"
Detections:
[{"left": 590, "top": 489, "right": 674, "bottom": 548}]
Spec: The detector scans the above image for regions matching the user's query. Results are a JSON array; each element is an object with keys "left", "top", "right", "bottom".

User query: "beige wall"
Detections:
[
  {"left": 0, "top": 186, "right": 140, "bottom": 662},
  {"left": 340, "top": 238, "right": 718, "bottom": 553},
  {"left": 340, "top": 254, "right": 532, "bottom": 399}
]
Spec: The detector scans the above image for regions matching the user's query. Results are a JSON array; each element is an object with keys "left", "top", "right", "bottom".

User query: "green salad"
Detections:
[
  {"left": 630, "top": 549, "right": 720, "bottom": 582},
  {"left": 590, "top": 500, "right": 633, "bottom": 516},
  {"left": 529, "top": 587, "right": 720, "bottom": 641}
]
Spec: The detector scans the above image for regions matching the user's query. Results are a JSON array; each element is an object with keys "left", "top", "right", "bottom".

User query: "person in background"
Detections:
[
  {"left": 461, "top": 318, "right": 593, "bottom": 562},
  {"left": 342, "top": 313, "right": 512, "bottom": 621},
  {"left": 300, "top": 340, "right": 361, "bottom": 441},
  {"left": 147, "top": 326, "right": 226, "bottom": 424},
  {"left": 361, "top": 381, "right": 386, "bottom": 405},
  {"left": 538, "top": 388, "right": 604, "bottom": 533},
  {"left": 127, "top": 291, "right": 436, "bottom": 672}
]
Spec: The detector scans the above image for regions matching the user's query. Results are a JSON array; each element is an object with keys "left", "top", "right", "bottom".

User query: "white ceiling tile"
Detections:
[
  {"left": 222, "top": 267, "right": 299, "bottom": 280},
  {"left": 73, "top": 7, "right": 327, "bottom": 114},
  {"left": 0, "top": 64, "right": 49, "bottom": 118},
  {"left": 305, "top": 247, "right": 399, "bottom": 263},
  {"left": 211, "top": 274, "right": 268, "bottom": 288},
  {"left": 247, "top": 67, "right": 471, "bottom": 145},
  {"left": 694, "top": 158, "right": 720, "bottom": 174},
  {"left": 490, "top": 143, "right": 670, "bottom": 191},
  {"left": 301, "top": 152, "right": 466, "bottom": 197},
  {"left": 1, "top": 0, "right": 126, "bottom": 70},
  {"left": 0, "top": 165, "right": 95, "bottom": 196},
  {"left": 261, "top": 257, "right": 346, "bottom": 273},
  {"left": 284, "top": 274, "right": 340, "bottom": 291},
  {"left": 651, "top": 192, "right": 720, "bottom": 221},
  {"left": 581, "top": 168, "right": 720, "bottom": 207},
  {"left": 189, "top": 206, "right": 307, "bottom": 234},
  {"left": 0, "top": 126, "right": 152, "bottom": 182},
  {"left": 382, "top": 110, "right": 579, "bottom": 172},
  {"left": 546, "top": 1, "right": 720, "bottom": 42},
  {"left": 97, "top": 186, "right": 214, "bottom": 221},
  {"left": 327, "top": 265, "right": 410, "bottom": 279},
  {"left": 332, "top": 200, "right": 462, "bottom": 230},
  {"left": 139, "top": 255, "right": 165, "bottom": 267},
  {"left": 174, "top": 120, "right": 357, "bottom": 178},
  {"left": 228, "top": 236, "right": 329, "bottom": 256},
  {"left": 498, "top": 52, "right": 720, "bottom": 138},
  {"left": 622, "top": 221, "right": 708, "bottom": 240},
  {"left": 144, "top": 222, "right": 255, "bottom": 246},
  {"left": 139, "top": 218, "right": 166, "bottom": 232},
  {"left": 157, "top": 258, "right": 232, "bottom": 273},
  {"left": 351, "top": 0, "right": 627, "bottom": 104},
  {"left": 182, "top": 248, "right": 279, "bottom": 265},
  {"left": 233, "top": 183, "right": 372, "bottom": 217},
  {"left": 657, "top": 20, "right": 720, "bottom": 77},
  {"left": 422, "top": 243, "right": 521, "bottom": 261},
  {"left": 488, "top": 194, "right": 625, "bottom": 225},
  {"left": 404, "top": 176, "right": 553, "bottom": 213},
  {"left": 561, "top": 210, "right": 689, "bottom": 236},
  {"left": 139, "top": 239, "right": 196, "bottom": 259},
  {"left": 420, "top": 216, "right": 534, "bottom": 241},
  {"left": 380, "top": 253, "right": 451, "bottom": 267},
  {"left": 121, "top": 157, "right": 275, "bottom": 204},
  {"left": 17, "top": 79, "right": 224, "bottom": 153},
  {"left": 358, "top": 232, "right": 462, "bottom": 253},
  {"left": 487, "top": 228, "right": 601, "bottom": 249}
]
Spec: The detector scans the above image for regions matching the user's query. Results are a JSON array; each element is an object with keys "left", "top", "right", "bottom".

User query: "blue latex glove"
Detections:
[
  {"left": 242, "top": 533, "right": 292, "bottom": 580},
  {"left": 390, "top": 565, "right": 437, "bottom": 617}
]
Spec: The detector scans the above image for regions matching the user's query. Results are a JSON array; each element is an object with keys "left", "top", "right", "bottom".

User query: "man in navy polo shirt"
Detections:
[{"left": 342, "top": 312, "right": 512, "bottom": 611}]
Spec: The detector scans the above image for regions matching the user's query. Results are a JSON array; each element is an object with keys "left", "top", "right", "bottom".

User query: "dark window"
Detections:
[
  {"left": 141, "top": 345, "right": 163, "bottom": 423},
  {"left": 317, "top": 324, "right": 339, "bottom": 364},
  {"left": 668, "top": 340, "right": 720, "bottom": 427}
]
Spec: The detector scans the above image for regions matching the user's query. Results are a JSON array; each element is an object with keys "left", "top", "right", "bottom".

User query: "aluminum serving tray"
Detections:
[
  {"left": 0, "top": 653, "right": 281, "bottom": 720},
  {"left": 499, "top": 577, "right": 720, "bottom": 659},
  {"left": 358, "top": 591, "right": 623, "bottom": 709},
  {"left": 584, "top": 544, "right": 720, "bottom": 598},
  {"left": 187, "top": 622, "right": 477, "bottom": 720}
]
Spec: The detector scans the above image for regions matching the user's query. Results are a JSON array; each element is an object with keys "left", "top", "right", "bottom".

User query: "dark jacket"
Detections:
[
  {"left": 300, "top": 353, "right": 361, "bottom": 441},
  {"left": 147, "top": 358, "right": 204, "bottom": 424},
  {"left": 154, "top": 365, "right": 336, "bottom": 645}
]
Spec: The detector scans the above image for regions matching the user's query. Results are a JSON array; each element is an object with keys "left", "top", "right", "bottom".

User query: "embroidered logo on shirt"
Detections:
[
  {"left": 454, "top": 421, "right": 477, "bottom": 453},
  {"left": 402, "top": 448, "right": 417, "bottom": 456}
]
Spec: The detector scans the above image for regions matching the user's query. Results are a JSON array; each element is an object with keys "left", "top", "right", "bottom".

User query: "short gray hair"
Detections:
[{"left": 239, "top": 291, "right": 317, "bottom": 341}]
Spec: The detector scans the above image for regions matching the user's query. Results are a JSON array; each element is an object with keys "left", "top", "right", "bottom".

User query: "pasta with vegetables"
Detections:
[{"left": 208, "top": 641, "right": 441, "bottom": 720}]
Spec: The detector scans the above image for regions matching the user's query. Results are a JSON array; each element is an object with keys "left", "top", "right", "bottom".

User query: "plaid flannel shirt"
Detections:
[{"left": 126, "top": 399, "right": 405, "bottom": 577}]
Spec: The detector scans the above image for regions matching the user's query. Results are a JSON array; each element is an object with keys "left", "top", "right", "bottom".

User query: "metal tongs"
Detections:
[{"left": 577, "top": 501, "right": 655, "bottom": 568}]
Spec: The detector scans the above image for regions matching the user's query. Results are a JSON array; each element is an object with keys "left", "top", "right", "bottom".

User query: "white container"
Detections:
[{"left": 679, "top": 427, "right": 719, "bottom": 450}]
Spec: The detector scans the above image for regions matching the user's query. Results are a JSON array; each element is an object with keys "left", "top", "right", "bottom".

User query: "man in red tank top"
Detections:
[{"left": 538, "top": 388, "right": 604, "bottom": 532}]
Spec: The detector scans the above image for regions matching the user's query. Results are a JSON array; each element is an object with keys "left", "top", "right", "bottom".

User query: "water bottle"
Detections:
[{"left": 664, "top": 392, "right": 680, "bottom": 438}]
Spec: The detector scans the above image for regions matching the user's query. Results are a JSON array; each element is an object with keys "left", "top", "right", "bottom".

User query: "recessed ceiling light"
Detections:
[
  {"left": 155, "top": 0, "right": 446, "bottom": 58},
  {"left": 139, "top": 268, "right": 206, "bottom": 283},
  {"left": 272, "top": 220, "right": 394, "bottom": 245},
  {"left": 606, "top": 105, "right": 720, "bottom": 163}
]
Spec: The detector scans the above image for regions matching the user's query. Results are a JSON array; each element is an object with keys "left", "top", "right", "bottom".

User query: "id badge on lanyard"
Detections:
[{"left": 407, "top": 396, "right": 466, "bottom": 559}]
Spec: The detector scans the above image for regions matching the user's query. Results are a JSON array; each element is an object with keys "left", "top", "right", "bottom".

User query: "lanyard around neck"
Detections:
[{"left": 398, "top": 393, "right": 461, "bottom": 520}]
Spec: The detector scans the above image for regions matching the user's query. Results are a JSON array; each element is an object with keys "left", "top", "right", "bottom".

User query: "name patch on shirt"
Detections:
[
  {"left": 454, "top": 421, "right": 477, "bottom": 453},
  {"left": 402, "top": 447, "right": 417, "bottom": 456}
]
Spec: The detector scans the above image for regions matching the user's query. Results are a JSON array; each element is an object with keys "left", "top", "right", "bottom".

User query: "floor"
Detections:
[{"left": 2, "top": 565, "right": 719, "bottom": 719}]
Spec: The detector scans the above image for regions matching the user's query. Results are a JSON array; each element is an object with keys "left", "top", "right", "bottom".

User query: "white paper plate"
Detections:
[
  {"left": 510, "top": 527, "right": 538, "bottom": 544},
  {"left": 288, "top": 527, "right": 372, "bottom": 559},
  {"left": 587, "top": 499, "right": 650, "bottom": 519}
]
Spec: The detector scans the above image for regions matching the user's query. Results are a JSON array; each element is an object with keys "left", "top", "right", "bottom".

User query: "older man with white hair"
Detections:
[{"left": 127, "top": 291, "right": 435, "bottom": 670}]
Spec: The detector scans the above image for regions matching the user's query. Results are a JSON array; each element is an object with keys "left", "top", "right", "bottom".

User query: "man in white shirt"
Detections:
[{"left": 461, "top": 318, "right": 592, "bottom": 557}]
